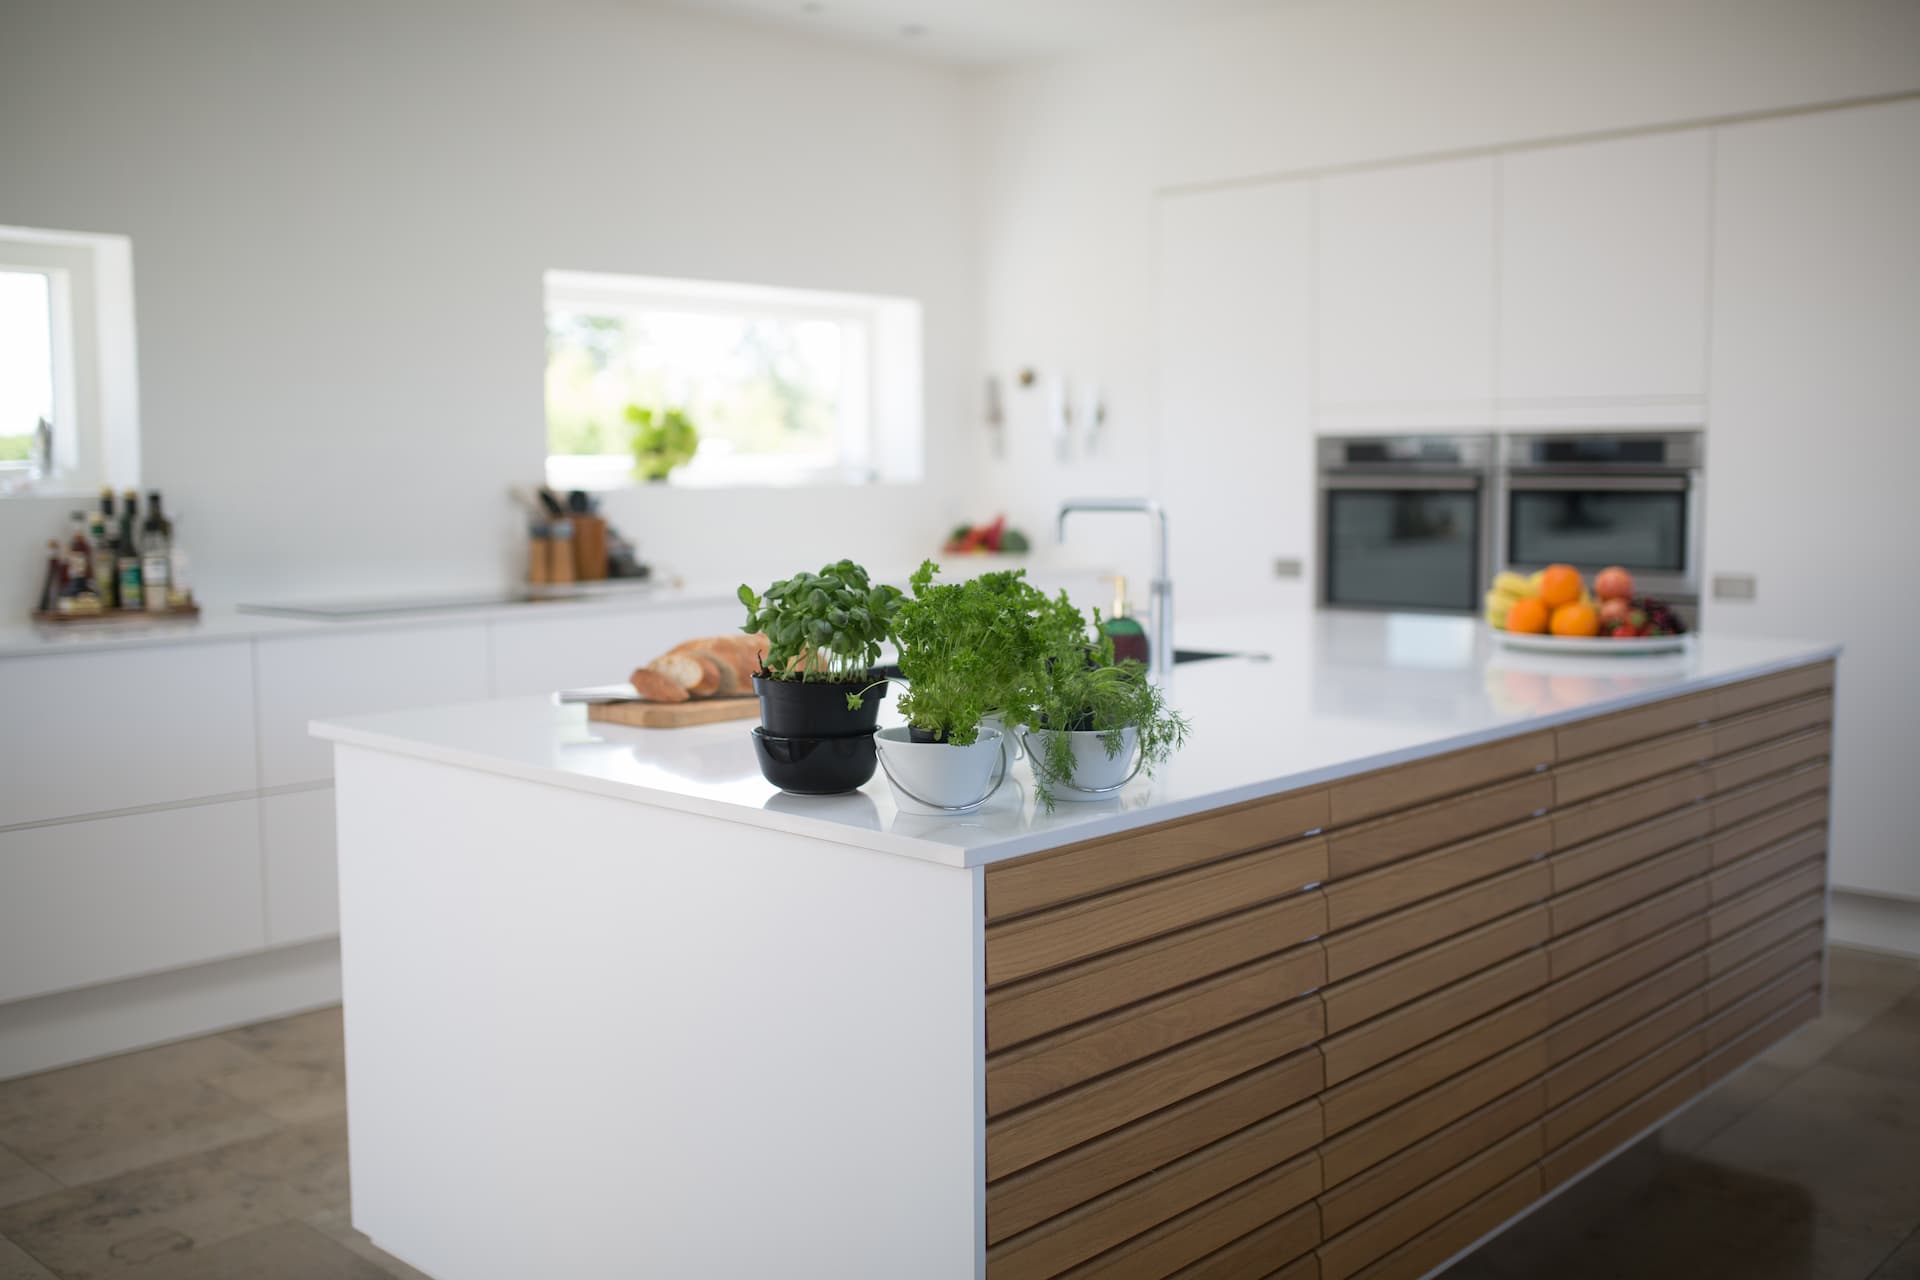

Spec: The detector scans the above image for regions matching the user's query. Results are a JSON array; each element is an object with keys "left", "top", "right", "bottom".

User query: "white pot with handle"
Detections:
[
  {"left": 1024, "top": 725, "right": 1142, "bottom": 801},
  {"left": 875, "top": 726, "right": 1009, "bottom": 813}
]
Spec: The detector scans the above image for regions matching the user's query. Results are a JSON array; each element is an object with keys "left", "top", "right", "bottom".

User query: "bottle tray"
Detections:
[{"left": 32, "top": 604, "right": 202, "bottom": 625}]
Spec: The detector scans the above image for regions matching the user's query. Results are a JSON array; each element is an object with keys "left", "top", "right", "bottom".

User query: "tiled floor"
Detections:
[{"left": 0, "top": 947, "right": 1913, "bottom": 1280}]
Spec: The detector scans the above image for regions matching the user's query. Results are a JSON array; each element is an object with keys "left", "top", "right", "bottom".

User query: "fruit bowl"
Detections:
[{"left": 1490, "top": 628, "right": 1689, "bottom": 656}]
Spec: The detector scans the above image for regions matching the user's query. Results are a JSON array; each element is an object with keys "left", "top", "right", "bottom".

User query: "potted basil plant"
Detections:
[
  {"left": 739, "top": 559, "right": 902, "bottom": 736},
  {"left": 874, "top": 561, "right": 1043, "bottom": 812},
  {"left": 1025, "top": 605, "right": 1190, "bottom": 806}
]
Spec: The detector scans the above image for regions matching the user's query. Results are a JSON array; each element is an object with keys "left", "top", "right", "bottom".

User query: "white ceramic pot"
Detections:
[
  {"left": 1024, "top": 726, "right": 1142, "bottom": 801},
  {"left": 875, "top": 726, "right": 1009, "bottom": 812},
  {"left": 982, "top": 713, "right": 1026, "bottom": 762}
]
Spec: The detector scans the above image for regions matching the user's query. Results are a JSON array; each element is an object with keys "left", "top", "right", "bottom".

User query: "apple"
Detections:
[
  {"left": 1599, "top": 596, "right": 1632, "bottom": 626},
  {"left": 1594, "top": 566, "right": 1635, "bottom": 600}
]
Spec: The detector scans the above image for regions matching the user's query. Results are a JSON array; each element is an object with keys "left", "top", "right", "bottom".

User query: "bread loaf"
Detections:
[
  {"left": 628, "top": 668, "right": 690, "bottom": 702},
  {"left": 647, "top": 652, "right": 717, "bottom": 696},
  {"left": 668, "top": 640, "right": 742, "bottom": 695}
]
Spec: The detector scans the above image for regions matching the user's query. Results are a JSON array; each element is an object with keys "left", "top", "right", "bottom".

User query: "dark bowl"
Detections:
[{"left": 751, "top": 727, "right": 878, "bottom": 795}]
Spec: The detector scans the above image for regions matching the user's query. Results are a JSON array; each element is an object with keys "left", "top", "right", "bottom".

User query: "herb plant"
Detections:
[
  {"left": 628, "top": 405, "right": 699, "bottom": 481},
  {"left": 892, "top": 560, "right": 1058, "bottom": 745},
  {"left": 1028, "top": 605, "right": 1191, "bottom": 807},
  {"left": 738, "top": 560, "right": 903, "bottom": 687}
]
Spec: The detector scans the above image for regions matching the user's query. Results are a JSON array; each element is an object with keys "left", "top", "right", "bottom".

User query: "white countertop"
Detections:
[
  {"left": 309, "top": 611, "right": 1840, "bottom": 870},
  {"left": 0, "top": 581, "right": 740, "bottom": 659}
]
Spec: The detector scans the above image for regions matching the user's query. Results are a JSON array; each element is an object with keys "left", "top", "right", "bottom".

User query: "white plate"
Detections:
[{"left": 1492, "top": 628, "right": 1688, "bottom": 656}]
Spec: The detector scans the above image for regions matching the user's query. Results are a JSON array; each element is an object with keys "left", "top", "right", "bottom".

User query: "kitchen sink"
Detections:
[{"left": 1173, "top": 648, "right": 1238, "bottom": 664}]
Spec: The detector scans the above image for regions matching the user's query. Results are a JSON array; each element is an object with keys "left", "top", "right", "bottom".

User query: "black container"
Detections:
[
  {"left": 751, "top": 728, "right": 878, "bottom": 795},
  {"left": 753, "top": 674, "right": 887, "bottom": 739}
]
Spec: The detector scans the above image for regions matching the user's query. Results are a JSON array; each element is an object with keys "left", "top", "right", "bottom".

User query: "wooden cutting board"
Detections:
[{"left": 587, "top": 696, "right": 760, "bottom": 729}]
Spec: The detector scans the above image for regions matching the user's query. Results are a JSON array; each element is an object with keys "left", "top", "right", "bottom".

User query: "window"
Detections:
[
  {"left": 0, "top": 226, "right": 140, "bottom": 498},
  {"left": 543, "top": 271, "right": 921, "bottom": 489}
]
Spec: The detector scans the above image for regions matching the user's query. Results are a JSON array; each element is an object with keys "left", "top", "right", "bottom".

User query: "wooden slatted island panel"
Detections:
[{"left": 981, "top": 659, "right": 1835, "bottom": 1280}]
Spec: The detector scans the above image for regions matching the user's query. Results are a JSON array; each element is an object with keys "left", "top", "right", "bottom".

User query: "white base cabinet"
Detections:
[
  {"left": 263, "top": 788, "right": 340, "bottom": 946},
  {"left": 0, "top": 799, "right": 266, "bottom": 1005}
]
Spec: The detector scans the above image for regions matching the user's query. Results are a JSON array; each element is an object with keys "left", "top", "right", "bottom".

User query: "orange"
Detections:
[
  {"left": 1505, "top": 596, "right": 1551, "bottom": 634},
  {"left": 1550, "top": 601, "right": 1601, "bottom": 637},
  {"left": 1538, "top": 564, "right": 1584, "bottom": 608}
]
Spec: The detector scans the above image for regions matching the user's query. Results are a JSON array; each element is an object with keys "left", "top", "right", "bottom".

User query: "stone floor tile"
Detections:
[
  {"left": 112, "top": 1221, "right": 391, "bottom": 1280},
  {"left": 304, "top": 1208, "right": 436, "bottom": 1280},
  {"left": 1658, "top": 1056, "right": 1799, "bottom": 1154},
  {"left": 0, "top": 1119, "right": 350, "bottom": 1280},
  {"left": 1821, "top": 991, "right": 1920, "bottom": 1083},
  {"left": 219, "top": 1008, "right": 345, "bottom": 1078},
  {"left": 203, "top": 1061, "right": 345, "bottom": 1127},
  {"left": 1871, "top": 1226, "right": 1920, "bottom": 1280},
  {"left": 0, "top": 1237, "right": 57, "bottom": 1280},
  {"left": 0, "top": 1148, "right": 57, "bottom": 1213},
  {"left": 0, "top": 1078, "right": 281, "bottom": 1188}
]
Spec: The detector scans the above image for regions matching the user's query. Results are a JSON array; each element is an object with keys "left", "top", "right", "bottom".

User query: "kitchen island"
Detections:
[{"left": 313, "top": 612, "right": 1839, "bottom": 1280}]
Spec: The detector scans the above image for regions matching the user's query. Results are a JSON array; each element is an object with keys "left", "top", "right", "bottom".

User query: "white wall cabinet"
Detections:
[
  {"left": 1497, "top": 130, "right": 1711, "bottom": 416},
  {"left": 488, "top": 602, "right": 740, "bottom": 698},
  {"left": 0, "top": 642, "right": 258, "bottom": 827},
  {"left": 0, "top": 799, "right": 265, "bottom": 1004},
  {"left": 254, "top": 623, "right": 490, "bottom": 789},
  {"left": 1704, "top": 99, "right": 1920, "bottom": 902},
  {"left": 262, "top": 788, "right": 340, "bottom": 946},
  {"left": 1156, "top": 181, "right": 1316, "bottom": 614},
  {"left": 1316, "top": 156, "right": 1496, "bottom": 423}
]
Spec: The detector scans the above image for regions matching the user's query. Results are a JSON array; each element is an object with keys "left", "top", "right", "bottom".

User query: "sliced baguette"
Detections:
[
  {"left": 628, "top": 668, "right": 690, "bottom": 703},
  {"left": 649, "top": 652, "right": 718, "bottom": 697}
]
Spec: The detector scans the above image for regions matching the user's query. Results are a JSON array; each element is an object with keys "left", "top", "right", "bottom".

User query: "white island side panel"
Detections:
[{"left": 334, "top": 745, "right": 982, "bottom": 1280}]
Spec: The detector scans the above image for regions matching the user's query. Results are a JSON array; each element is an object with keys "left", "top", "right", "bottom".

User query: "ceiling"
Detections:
[{"left": 664, "top": 0, "right": 1284, "bottom": 66}]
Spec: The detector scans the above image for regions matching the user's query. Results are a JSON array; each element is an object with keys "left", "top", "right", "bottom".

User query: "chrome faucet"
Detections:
[{"left": 1057, "top": 498, "right": 1174, "bottom": 683}]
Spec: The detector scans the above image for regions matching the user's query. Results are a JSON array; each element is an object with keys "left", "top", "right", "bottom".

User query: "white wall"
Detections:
[
  {"left": 0, "top": 0, "right": 983, "bottom": 609},
  {"left": 972, "top": 0, "right": 1920, "bottom": 599}
]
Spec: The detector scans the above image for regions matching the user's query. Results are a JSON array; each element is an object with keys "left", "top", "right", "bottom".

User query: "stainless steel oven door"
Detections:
[
  {"left": 1499, "top": 473, "right": 1700, "bottom": 600},
  {"left": 1320, "top": 474, "right": 1490, "bottom": 613}
]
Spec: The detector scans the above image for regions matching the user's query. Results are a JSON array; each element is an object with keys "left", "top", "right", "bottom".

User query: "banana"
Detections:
[{"left": 1492, "top": 571, "right": 1531, "bottom": 597}]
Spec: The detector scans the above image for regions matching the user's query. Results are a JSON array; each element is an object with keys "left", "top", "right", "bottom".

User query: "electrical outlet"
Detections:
[
  {"left": 1713, "top": 574, "right": 1757, "bottom": 601},
  {"left": 1272, "top": 557, "right": 1304, "bottom": 580}
]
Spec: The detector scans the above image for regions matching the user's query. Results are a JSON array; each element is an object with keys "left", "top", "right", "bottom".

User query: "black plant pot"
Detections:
[
  {"left": 753, "top": 674, "right": 887, "bottom": 739},
  {"left": 751, "top": 728, "right": 877, "bottom": 795}
]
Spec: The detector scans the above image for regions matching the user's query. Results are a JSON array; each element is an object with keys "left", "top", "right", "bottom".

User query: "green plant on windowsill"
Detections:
[{"left": 627, "top": 405, "right": 699, "bottom": 481}]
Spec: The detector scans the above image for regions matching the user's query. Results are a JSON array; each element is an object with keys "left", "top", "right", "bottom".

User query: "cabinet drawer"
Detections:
[
  {"left": 1545, "top": 990, "right": 1707, "bottom": 1108},
  {"left": 1179, "top": 1207, "right": 1319, "bottom": 1280},
  {"left": 0, "top": 799, "right": 264, "bottom": 1002},
  {"left": 1705, "top": 926, "right": 1824, "bottom": 1013},
  {"left": 985, "top": 1000, "right": 1323, "bottom": 1180},
  {"left": 987, "top": 922, "right": 1323, "bottom": 1053},
  {"left": 1324, "top": 906, "right": 1548, "bottom": 1034},
  {"left": 1323, "top": 992, "right": 1547, "bottom": 1135},
  {"left": 987, "top": 949, "right": 1321, "bottom": 1115},
  {"left": 256, "top": 624, "right": 490, "bottom": 788},
  {"left": 985, "top": 788, "right": 1328, "bottom": 921},
  {"left": 1330, "top": 732, "right": 1553, "bottom": 827},
  {"left": 985, "top": 847, "right": 1326, "bottom": 986},
  {"left": 262, "top": 787, "right": 338, "bottom": 945},
  {"left": 1549, "top": 879, "right": 1711, "bottom": 978},
  {"left": 1710, "top": 762, "right": 1829, "bottom": 830},
  {"left": 1318, "top": 1082, "right": 1542, "bottom": 1236},
  {"left": 1345, "top": 1167, "right": 1541, "bottom": 1280},
  {"left": 1543, "top": 1027, "right": 1703, "bottom": 1150},
  {"left": 1709, "top": 728, "right": 1831, "bottom": 795},
  {"left": 1710, "top": 861, "right": 1827, "bottom": 938},
  {"left": 1710, "top": 829, "right": 1825, "bottom": 903},
  {"left": 486, "top": 601, "right": 739, "bottom": 697},
  {"left": 1552, "top": 766, "right": 1711, "bottom": 850},
  {"left": 1323, "top": 951, "right": 1548, "bottom": 1086},
  {"left": 985, "top": 1122, "right": 1316, "bottom": 1280},
  {"left": 985, "top": 1065, "right": 1321, "bottom": 1245},
  {"left": 1704, "top": 960, "right": 1822, "bottom": 1052},
  {"left": 1550, "top": 839, "right": 1713, "bottom": 935},
  {"left": 1546, "top": 949, "right": 1709, "bottom": 1065},
  {"left": 1713, "top": 795, "right": 1828, "bottom": 868},
  {"left": 1712, "top": 694, "right": 1833, "bottom": 757},
  {"left": 1711, "top": 662, "right": 1835, "bottom": 719},
  {"left": 1325, "top": 863, "right": 1549, "bottom": 982},
  {"left": 1319, "top": 1124, "right": 1540, "bottom": 1280},
  {"left": 1555, "top": 691, "right": 1714, "bottom": 761},
  {"left": 0, "top": 642, "right": 257, "bottom": 826},
  {"left": 1327, "top": 819, "right": 1548, "bottom": 931},
  {"left": 1707, "top": 892, "right": 1824, "bottom": 978},
  {"left": 1321, "top": 1037, "right": 1546, "bottom": 1186},
  {"left": 1554, "top": 727, "right": 1713, "bottom": 807},
  {"left": 1552, "top": 804, "right": 1713, "bottom": 893},
  {"left": 1699, "top": 991, "right": 1820, "bottom": 1085},
  {"left": 1542, "top": 1067, "right": 1699, "bottom": 1190},
  {"left": 1327, "top": 773, "right": 1552, "bottom": 879},
  {"left": 1056, "top": 1154, "right": 1319, "bottom": 1280}
]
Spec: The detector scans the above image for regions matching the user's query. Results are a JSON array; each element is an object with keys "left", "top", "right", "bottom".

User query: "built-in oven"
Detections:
[
  {"left": 1495, "top": 431, "right": 1704, "bottom": 613},
  {"left": 1317, "top": 435, "right": 1495, "bottom": 614}
]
